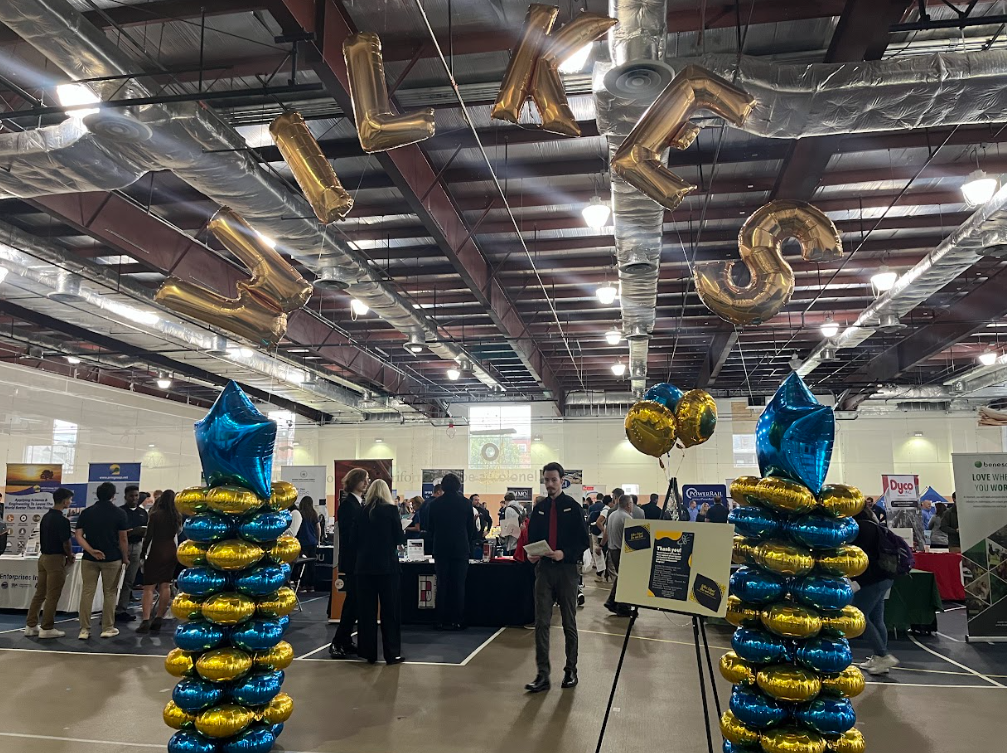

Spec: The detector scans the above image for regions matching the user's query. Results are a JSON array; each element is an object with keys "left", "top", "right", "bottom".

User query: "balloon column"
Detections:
[
  {"left": 720, "top": 373, "right": 868, "bottom": 753},
  {"left": 164, "top": 381, "right": 301, "bottom": 753},
  {"left": 624, "top": 382, "right": 717, "bottom": 457}
]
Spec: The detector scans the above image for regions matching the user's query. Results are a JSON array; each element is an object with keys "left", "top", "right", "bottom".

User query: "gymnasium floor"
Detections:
[{"left": 0, "top": 583, "right": 1004, "bottom": 753}]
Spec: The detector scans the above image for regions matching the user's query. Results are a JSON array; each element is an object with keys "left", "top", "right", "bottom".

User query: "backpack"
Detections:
[
  {"left": 509, "top": 501, "right": 528, "bottom": 526},
  {"left": 877, "top": 523, "right": 914, "bottom": 577}
]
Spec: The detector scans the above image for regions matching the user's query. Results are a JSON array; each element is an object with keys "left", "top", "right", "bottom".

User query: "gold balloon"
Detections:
[
  {"left": 815, "top": 546, "right": 869, "bottom": 578},
  {"left": 827, "top": 728, "right": 865, "bottom": 753},
  {"left": 195, "top": 704, "right": 255, "bottom": 739},
  {"left": 820, "top": 666, "right": 866, "bottom": 698},
  {"left": 818, "top": 484, "right": 866, "bottom": 518},
  {"left": 761, "top": 603, "right": 822, "bottom": 639},
  {"left": 719, "top": 651, "right": 756, "bottom": 685},
  {"left": 260, "top": 692, "right": 294, "bottom": 724},
  {"left": 201, "top": 593, "right": 257, "bottom": 626},
  {"left": 165, "top": 648, "right": 198, "bottom": 678},
  {"left": 726, "top": 595, "right": 761, "bottom": 628},
  {"left": 257, "top": 587, "right": 298, "bottom": 619},
  {"left": 612, "top": 65, "right": 755, "bottom": 211},
  {"left": 719, "top": 710, "right": 761, "bottom": 747},
  {"left": 206, "top": 486, "right": 264, "bottom": 516},
  {"left": 267, "top": 535, "right": 302, "bottom": 565},
  {"left": 820, "top": 605, "right": 866, "bottom": 639},
  {"left": 176, "top": 540, "right": 210, "bottom": 568},
  {"left": 755, "top": 476, "right": 817, "bottom": 515},
  {"left": 624, "top": 400, "right": 677, "bottom": 457},
  {"left": 675, "top": 389, "right": 717, "bottom": 448},
  {"left": 270, "top": 110, "right": 353, "bottom": 223},
  {"left": 206, "top": 539, "right": 265, "bottom": 572},
  {"left": 343, "top": 32, "right": 435, "bottom": 152},
  {"left": 251, "top": 641, "right": 294, "bottom": 671},
  {"left": 760, "top": 727, "right": 827, "bottom": 753},
  {"left": 176, "top": 487, "right": 209, "bottom": 517},
  {"left": 196, "top": 648, "right": 253, "bottom": 684},
  {"left": 730, "top": 476, "right": 761, "bottom": 507},
  {"left": 732, "top": 536, "right": 757, "bottom": 566},
  {"left": 163, "top": 700, "right": 196, "bottom": 730},
  {"left": 492, "top": 5, "right": 616, "bottom": 137},
  {"left": 696, "top": 200, "right": 843, "bottom": 326},
  {"left": 269, "top": 481, "right": 298, "bottom": 511},
  {"left": 171, "top": 593, "right": 204, "bottom": 622},
  {"left": 755, "top": 540, "right": 815, "bottom": 577},
  {"left": 756, "top": 664, "right": 822, "bottom": 703}
]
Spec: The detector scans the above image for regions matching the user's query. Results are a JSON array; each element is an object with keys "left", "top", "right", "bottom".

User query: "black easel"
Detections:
[{"left": 659, "top": 477, "right": 687, "bottom": 521}]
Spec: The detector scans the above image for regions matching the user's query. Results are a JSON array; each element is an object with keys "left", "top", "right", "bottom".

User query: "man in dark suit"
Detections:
[
  {"left": 427, "top": 473, "right": 475, "bottom": 630},
  {"left": 705, "top": 495, "right": 729, "bottom": 523},
  {"left": 640, "top": 493, "right": 663, "bottom": 520},
  {"left": 329, "top": 467, "right": 369, "bottom": 659},
  {"left": 525, "top": 462, "right": 590, "bottom": 693}
]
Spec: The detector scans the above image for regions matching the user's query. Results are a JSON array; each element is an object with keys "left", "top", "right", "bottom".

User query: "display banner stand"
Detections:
[{"left": 659, "top": 477, "right": 685, "bottom": 520}]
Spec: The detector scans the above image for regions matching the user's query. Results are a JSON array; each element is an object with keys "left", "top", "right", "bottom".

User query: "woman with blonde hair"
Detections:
[{"left": 355, "top": 479, "right": 406, "bottom": 664}]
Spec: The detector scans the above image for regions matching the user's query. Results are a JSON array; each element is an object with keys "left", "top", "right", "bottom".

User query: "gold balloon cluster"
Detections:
[
  {"left": 165, "top": 480, "right": 300, "bottom": 751},
  {"left": 624, "top": 387, "right": 717, "bottom": 458}
]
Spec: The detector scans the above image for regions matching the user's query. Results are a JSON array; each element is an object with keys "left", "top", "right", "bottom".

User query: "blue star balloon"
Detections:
[
  {"left": 756, "top": 373, "right": 834, "bottom": 495},
  {"left": 195, "top": 381, "right": 276, "bottom": 500}
]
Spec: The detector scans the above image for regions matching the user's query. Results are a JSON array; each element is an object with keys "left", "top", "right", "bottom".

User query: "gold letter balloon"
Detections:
[
  {"left": 722, "top": 372, "right": 867, "bottom": 753},
  {"left": 625, "top": 382, "right": 716, "bottom": 458},
  {"left": 166, "top": 381, "right": 295, "bottom": 753}
]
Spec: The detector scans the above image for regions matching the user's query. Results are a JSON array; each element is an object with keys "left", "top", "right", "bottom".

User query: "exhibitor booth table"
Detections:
[
  {"left": 885, "top": 568, "right": 943, "bottom": 634},
  {"left": 0, "top": 554, "right": 105, "bottom": 612},
  {"left": 912, "top": 551, "right": 966, "bottom": 601},
  {"left": 399, "top": 560, "right": 535, "bottom": 627}
]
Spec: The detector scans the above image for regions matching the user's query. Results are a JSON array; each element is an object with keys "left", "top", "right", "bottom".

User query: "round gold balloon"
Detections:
[
  {"left": 820, "top": 666, "right": 865, "bottom": 698},
  {"left": 260, "top": 692, "right": 294, "bottom": 724},
  {"left": 201, "top": 593, "right": 257, "bottom": 626},
  {"left": 675, "top": 389, "right": 717, "bottom": 448},
  {"left": 171, "top": 593, "right": 204, "bottom": 622},
  {"left": 624, "top": 400, "right": 677, "bottom": 457},
  {"left": 719, "top": 710, "right": 761, "bottom": 746},
  {"left": 733, "top": 535, "right": 758, "bottom": 566},
  {"left": 755, "top": 476, "right": 817, "bottom": 514},
  {"left": 165, "top": 647, "right": 198, "bottom": 677},
  {"left": 163, "top": 700, "right": 196, "bottom": 730},
  {"left": 176, "top": 487, "right": 209, "bottom": 517},
  {"left": 206, "top": 485, "right": 264, "bottom": 516},
  {"left": 760, "top": 727, "right": 826, "bottom": 753},
  {"left": 251, "top": 641, "right": 294, "bottom": 671},
  {"left": 719, "top": 651, "right": 756, "bottom": 685},
  {"left": 726, "top": 595, "right": 762, "bottom": 628},
  {"left": 755, "top": 540, "right": 815, "bottom": 577},
  {"left": 761, "top": 603, "right": 822, "bottom": 639},
  {"left": 269, "top": 481, "right": 298, "bottom": 511},
  {"left": 206, "top": 539, "right": 265, "bottom": 572},
  {"left": 195, "top": 704, "right": 255, "bottom": 739},
  {"left": 196, "top": 648, "right": 253, "bottom": 683},
  {"left": 815, "top": 546, "right": 869, "bottom": 578},
  {"left": 267, "top": 535, "right": 302, "bottom": 565},
  {"left": 820, "top": 605, "right": 866, "bottom": 639},
  {"left": 818, "top": 484, "right": 866, "bottom": 518},
  {"left": 730, "top": 476, "right": 761, "bottom": 507},
  {"left": 176, "top": 540, "right": 210, "bottom": 568},
  {"left": 756, "top": 664, "right": 822, "bottom": 703},
  {"left": 827, "top": 728, "right": 865, "bottom": 753},
  {"left": 257, "top": 587, "right": 298, "bottom": 618}
]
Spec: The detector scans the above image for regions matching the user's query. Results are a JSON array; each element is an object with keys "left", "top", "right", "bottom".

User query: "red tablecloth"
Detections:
[{"left": 913, "top": 552, "right": 965, "bottom": 601}]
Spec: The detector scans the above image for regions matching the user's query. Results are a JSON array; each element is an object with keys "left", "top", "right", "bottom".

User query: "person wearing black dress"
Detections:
[{"left": 355, "top": 479, "right": 406, "bottom": 664}]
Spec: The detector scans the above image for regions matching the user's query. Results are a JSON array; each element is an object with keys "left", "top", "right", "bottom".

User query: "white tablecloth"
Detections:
[{"left": 0, "top": 555, "right": 109, "bottom": 612}]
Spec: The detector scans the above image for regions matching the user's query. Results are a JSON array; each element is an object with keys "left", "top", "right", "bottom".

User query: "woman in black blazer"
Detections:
[{"left": 355, "top": 479, "right": 406, "bottom": 664}]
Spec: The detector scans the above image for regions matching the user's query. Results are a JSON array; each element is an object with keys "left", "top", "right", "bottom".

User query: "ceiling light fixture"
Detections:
[
  {"left": 446, "top": 366, "right": 461, "bottom": 381},
  {"left": 65, "top": 355, "right": 81, "bottom": 365},
  {"left": 404, "top": 334, "right": 425, "bottom": 354},
  {"left": 374, "top": 438, "right": 384, "bottom": 444},
  {"left": 870, "top": 265, "right": 898, "bottom": 293},
  {"left": 604, "top": 328, "right": 622, "bottom": 346},
  {"left": 148, "top": 443, "right": 156, "bottom": 448},
  {"left": 350, "top": 298, "right": 369, "bottom": 317},
  {"left": 913, "top": 431, "right": 924, "bottom": 438},
  {"left": 962, "top": 169, "right": 998, "bottom": 207},
  {"left": 596, "top": 282, "right": 618, "bottom": 305},
  {"left": 56, "top": 82, "right": 100, "bottom": 116},
  {"left": 820, "top": 316, "right": 839, "bottom": 339},
  {"left": 156, "top": 374, "right": 172, "bottom": 389},
  {"left": 611, "top": 361, "right": 626, "bottom": 377},
  {"left": 582, "top": 196, "right": 611, "bottom": 229},
  {"left": 979, "top": 349, "right": 998, "bottom": 366},
  {"left": 558, "top": 43, "right": 592, "bottom": 74}
]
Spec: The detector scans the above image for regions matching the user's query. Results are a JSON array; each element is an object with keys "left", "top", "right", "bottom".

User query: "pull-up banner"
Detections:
[{"left": 4, "top": 464, "right": 62, "bottom": 555}]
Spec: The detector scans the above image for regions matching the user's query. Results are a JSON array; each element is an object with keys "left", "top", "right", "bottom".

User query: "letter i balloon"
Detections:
[
  {"left": 721, "top": 373, "right": 868, "bottom": 753},
  {"left": 165, "top": 381, "right": 300, "bottom": 753}
]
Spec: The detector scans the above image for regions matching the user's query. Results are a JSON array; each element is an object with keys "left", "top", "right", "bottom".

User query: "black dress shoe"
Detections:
[
  {"left": 115, "top": 612, "right": 135, "bottom": 623},
  {"left": 386, "top": 656, "right": 405, "bottom": 665},
  {"left": 524, "top": 675, "right": 551, "bottom": 693},
  {"left": 328, "top": 644, "right": 352, "bottom": 659},
  {"left": 344, "top": 642, "right": 359, "bottom": 655},
  {"left": 561, "top": 669, "right": 579, "bottom": 688}
]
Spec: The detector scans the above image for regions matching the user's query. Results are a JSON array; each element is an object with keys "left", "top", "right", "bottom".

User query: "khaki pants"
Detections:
[
  {"left": 79, "top": 559, "right": 123, "bottom": 632},
  {"left": 26, "top": 554, "right": 69, "bottom": 630}
]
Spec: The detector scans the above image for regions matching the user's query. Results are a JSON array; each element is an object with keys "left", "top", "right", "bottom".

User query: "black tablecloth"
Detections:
[{"left": 400, "top": 560, "right": 535, "bottom": 627}]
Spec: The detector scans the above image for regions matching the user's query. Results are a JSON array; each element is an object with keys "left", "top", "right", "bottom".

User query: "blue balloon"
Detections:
[
  {"left": 792, "top": 574, "right": 854, "bottom": 612},
  {"left": 221, "top": 724, "right": 276, "bottom": 753},
  {"left": 238, "top": 510, "right": 292, "bottom": 543},
  {"left": 230, "top": 670, "right": 284, "bottom": 706},
  {"left": 271, "top": 723, "right": 284, "bottom": 739},
  {"left": 174, "top": 620, "right": 227, "bottom": 652},
  {"left": 730, "top": 567, "right": 786, "bottom": 605},
  {"left": 723, "top": 743, "right": 760, "bottom": 753},
  {"left": 728, "top": 506, "right": 783, "bottom": 540},
  {"left": 172, "top": 677, "right": 225, "bottom": 712},
  {"left": 195, "top": 380, "right": 276, "bottom": 500},
  {"left": 176, "top": 567, "right": 228, "bottom": 597},
  {"left": 730, "top": 685, "right": 789, "bottom": 729},
  {"left": 794, "top": 697, "right": 856, "bottom": 736},
  {"left": 230, "top": 618, "right": 285, "bottom": 651},
  {"left": 644, "top": 383, "right": 685, "bottom": 411},
  {"left": 183, "top": 513, "right": 234, "bottom": 544},
  {"left": 731, "top": 627, "right": 788, "bottom": 664},
  {"left": 169, "top": 730, "right": 217, "bottom": 753},
  {"left": 756, "top": 373, "right": 834, "bottom": 495},
  {"left": 796, "top": 636, "right": 852, "bottom": 674},
  {"left": 787, "top": 514, "right": 859, "bottom": 550},
  {"left": 234, "top": 565, "right": 288, "bottom": 597},
  {"left": 277, "top": 615, "right": 291, "bottom": 633}
]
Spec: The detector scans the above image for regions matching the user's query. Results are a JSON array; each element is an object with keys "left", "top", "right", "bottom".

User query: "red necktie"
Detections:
[{"left": 548, "top": 497, "right": 558, "bottom": 551}]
